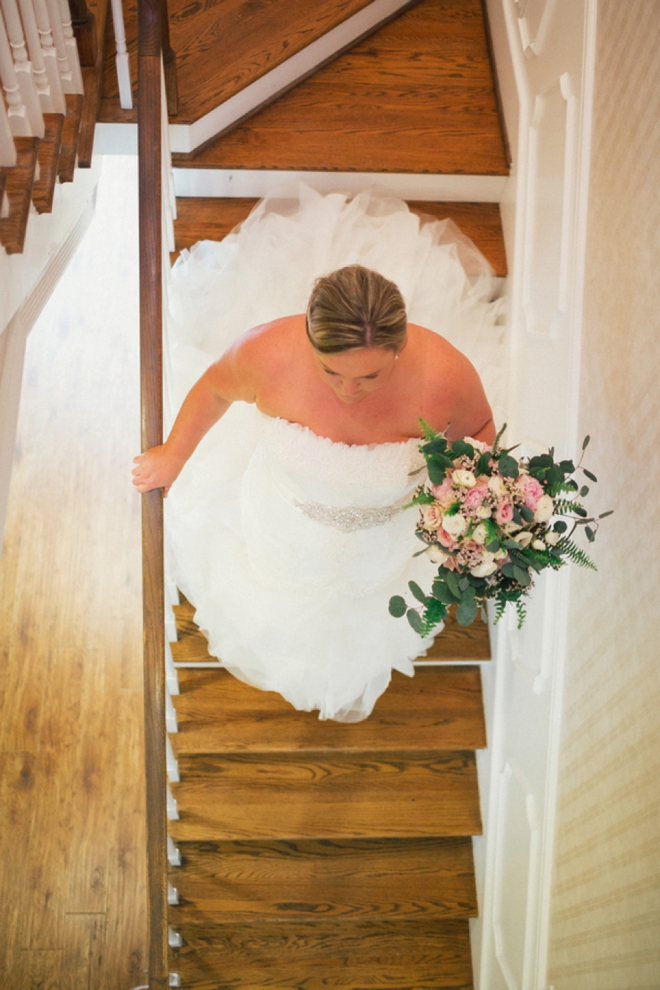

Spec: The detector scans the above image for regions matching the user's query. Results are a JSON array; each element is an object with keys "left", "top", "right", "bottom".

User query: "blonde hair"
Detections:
[{"left": 306, "top": 265, "right": 407, "bottom": 354}]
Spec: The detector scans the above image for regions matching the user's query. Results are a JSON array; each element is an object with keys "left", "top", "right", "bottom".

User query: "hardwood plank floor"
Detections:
[
  {"left": 173, "top": 196, "right": 507, "bottom": 274},
  {"left": 0, "top": 161, "right": 145, "bottom": 986},
  {"left": 100, "top": 0, "right": 377, "bottom": 124},
  {"left": 176, "top": 0, "right": 508, "bottom": 174}
]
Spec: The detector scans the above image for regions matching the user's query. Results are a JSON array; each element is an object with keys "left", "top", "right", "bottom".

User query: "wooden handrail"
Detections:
[{"left": 138, "top": 0, "right": 168, "bottom": 985}]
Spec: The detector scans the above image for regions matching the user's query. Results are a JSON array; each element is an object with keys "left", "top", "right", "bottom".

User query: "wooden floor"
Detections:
[
  {"left": 173, "top": 197, "right": 507, "bottom": 275},
  {"left": 174, "top": 0, "right": 507, "bottom": 174},
  {"left": 0, "top": 165, "right": 146, "bottom": 987},
  {"left": 100, "top": 0, "right": 377, "bottom": 124}
]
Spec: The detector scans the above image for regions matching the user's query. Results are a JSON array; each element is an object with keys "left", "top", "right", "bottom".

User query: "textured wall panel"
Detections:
[{"left": 547, "top": 2, "right": 660, "bottom": 986}]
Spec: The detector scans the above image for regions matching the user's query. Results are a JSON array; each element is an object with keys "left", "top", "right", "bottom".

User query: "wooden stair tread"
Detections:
[
  {"left": 173, "top": 197, "right": 507, "bottom": 275},
  {"left": 100, "top": 0, "right": 381, "bottom": 124},
  {"left": 171, "top": 593, "right": 490, "bottom": 665},
  {"left": 174, "top": 0, "right": 507, "bottom": 175},
  {"left": 0, "top": 137, "right": 40, "bottom": 254},
  {"left": 169, "top": 836, "right": 477, "bottom": 922},
  {"left": 169, "top": 918, "right": 473, "bottom": 989},
  {"left": 170, "top": 750, "right": 481, "bottom": 841},
  {"left": 172, "top": 666, "right": 486, "bottom": 754},
  {"left": 78, "top": 60, "right": 104, "bottom": 168},
  {"left": 32, "top": 113, "right": 64, "bottom": 214},
  {"left": 58, "top": 93, "right": 84, "bottom": 182}
]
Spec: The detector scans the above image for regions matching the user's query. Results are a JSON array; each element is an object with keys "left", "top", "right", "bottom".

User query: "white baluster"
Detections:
[
  {"left": 44, "top": 0, "right": 73, "bottom": 92},
  {"left": 110, "top": 0, "right": 131, "bottom": 108},
  {"left": 166, "top": 783, "right": 179, "bottom": 820},
  {"left": 167, "top": 881, "right": 179, "bottom": 905},
  {"left": 165, "top": 682, "right": 178, "bottom": 734},
  {"left": 160, "top": 60, "right": 175, "bottom": 251},
  {"left": 27, "top": 0, "right": 64, "bottom": 110},
  {"left": 1, "top": 0, "right": 44, "bottom": 134},
  {"left": 167, "top": 835, "right": 182, "bottom": 867},
  {"left": 166, "top": 734, "right": 179, "bottom": 783},
  {"left": 0, "top": 12, "right": 31, "bottom": 134},
  {"left": 168, "top": 928, "right": 183, "bottom": 949},
  {"left": 165, "top": 639, "right": 180, "bottom": 696},
  {"left": 55, "top": 0, "right": 82, "bottom": 92},
  {"left": 0, "top": 73, "right": 17, "bottom": 163},
  {"left": 16, "top": 0, "right": 54, "bottom": 111}
]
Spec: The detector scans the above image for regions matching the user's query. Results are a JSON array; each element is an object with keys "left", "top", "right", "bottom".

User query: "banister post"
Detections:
[{"left": 138, "top": 0, "right": 168, "bottom": 986}]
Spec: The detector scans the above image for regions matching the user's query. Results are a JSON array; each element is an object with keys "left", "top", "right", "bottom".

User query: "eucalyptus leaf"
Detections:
[
  {"left": 583, "top": 468, "right": 597, "bottom": 482},
  {"left": 428, "top": 459, "right": 447, "bottom": 485},
  {"left": 389, "top": 596, "right": 407, "bottom": 618},
  {"left": 498, "top": 453, "right": 519, "bottom": 478},
  {"left": 582, "top": 435, "right": 591, "bottom": 450},
  {"left": 599, "top": 510, "right": 614, "bottom": 519},
  {"left": 574, "top": 506, "right": 588, "bottom": 517},
  {"left": 560, "top": 460, "right": 575, "bottom": 473},
  {"left": 432, "top": 581, "right": 458, "bottom": 605},
  {"left": 580, "top": 486, "right": 590, "bottom": 497},
  {"left": 585, "top": 526, "right": 595, "bottom": 542},
  {"left": 554, "top": 520, "right": 568, "bottom": 533},
  {"left": 486, "top": 540, "right": 500, "bottom": 553},
  {"left": 409, "top": 581, "right": 429, "bottom": 605},
  {"left": 407, "top": 608, "right": 424, "bottom": 634},
  {"left": 445, "top": 570, "right": 461, "bottom": 599},
  {"left": 459, "top": 577, "right": 469, "bottom": 592},
  {"left": 501, "top": 563, "right": 516, "bottom": 579},
  {"left": 457, "top": 597, "right": 478, "bottom": 626},
  {"left": 520, "top": 505, "right": 534, "bottom": 523},
  {"left": 513, "top": 565, "right": 531, "bottom": 587},
  {"left": 451, "top": 439, "right": 475, "bottom": 459}
]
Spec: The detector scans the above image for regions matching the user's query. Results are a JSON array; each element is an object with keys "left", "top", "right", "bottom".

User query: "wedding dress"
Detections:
[{"left": 164, "top": 184, "right": 506, "bottom": 722}]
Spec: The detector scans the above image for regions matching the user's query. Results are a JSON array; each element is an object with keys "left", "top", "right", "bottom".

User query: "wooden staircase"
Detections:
[
  {"left": 109, "top": 0, "right": 509, "bottom": 984},
  {"left": 169, "top": 650, "right": 488, "bottom": 988}
]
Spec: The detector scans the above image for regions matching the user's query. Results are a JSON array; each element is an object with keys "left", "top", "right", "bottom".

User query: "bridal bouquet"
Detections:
[{"left": 389, "top": 424, "right": 611, "bottom": 634}]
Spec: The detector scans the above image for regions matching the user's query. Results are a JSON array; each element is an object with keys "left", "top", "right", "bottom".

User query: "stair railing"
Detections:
[
  {"left": 0, "top": 89, "right": 14, "bottom": 164},
  {"left": 138, "top": 0, "right": 182, "bottom": 984}
]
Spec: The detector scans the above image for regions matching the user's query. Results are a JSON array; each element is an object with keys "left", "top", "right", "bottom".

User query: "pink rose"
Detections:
[
  {"left": 465, "top": 485, "right": 488, "bottom": 510},
  {"left": 420, "top": 503, "right": 443, "bottom": 531},
  {"left": 517, "top": 475, "right": 544, "bottom": 510},
  {"left": 436, "top": 527, "right": 457, "bottom": 550},
  {"left": 495, "top": 499, "right": 514, "bottom": 525},
  {"left": 431, "top": 479, "right": 453, "bottom": 505}
]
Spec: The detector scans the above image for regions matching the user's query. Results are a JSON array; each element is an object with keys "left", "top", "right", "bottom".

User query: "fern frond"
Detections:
[
  {"left": 553, "top": 498, "right": 587, "bottom": 515},
  {"left": 515, "top": 599, "right": 527, "bottom": 628},
  {"left": 556, "top": 537, "right": 597, "bottom": 570}
]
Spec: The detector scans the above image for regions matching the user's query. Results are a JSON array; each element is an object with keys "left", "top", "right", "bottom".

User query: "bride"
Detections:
[{"left": 132, "top": 186, "right": 505, "bottom": 722}]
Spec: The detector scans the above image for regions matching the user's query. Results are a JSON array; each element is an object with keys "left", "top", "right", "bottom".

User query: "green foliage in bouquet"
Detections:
[{"left": 389, "top": 426, "right": 612, "bottom": 635}]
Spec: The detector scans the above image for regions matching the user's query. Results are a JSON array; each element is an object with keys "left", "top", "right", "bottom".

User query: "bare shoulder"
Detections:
[
  {"left": 205, "top": 315, "right": 302, "bottom": 402},
  {"left": 408, "top": 324, "right": 493, "bottom": 439}
]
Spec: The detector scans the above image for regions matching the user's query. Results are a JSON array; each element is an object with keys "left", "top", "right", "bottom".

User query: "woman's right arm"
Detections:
[{"left": 131, "top": 335, "right": 259, "bottom": 495}]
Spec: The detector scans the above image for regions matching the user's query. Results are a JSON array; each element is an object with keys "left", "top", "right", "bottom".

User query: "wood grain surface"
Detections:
[
  {"left": 100, "top": 0, "right": 378, "bottom": 124},
  {"left": 169, "top": 836, "right": 477, "bottom": 922},
  {"left": 170, "top": 750, "right": 481, "bottom": 841},
  {"left": 58, "top": 94, "right": 84, "bottom": 182},
  {"left": 172, "top": 196, "right": 507, "bottom": 274},
  {"left": 172, "top": 666, "right": 486, "bottom": 753},
  {"left": 32, "top": 113, "right": 64, "bottom": 213},
  {"left": 170, "top": 917, "right": 473, "bottom": 988},
  {"left": 175, "top": 0, "right": 508, "bottom": 174},
  {"left": 0, "top": 137, "right": 39, "bottom": 253},
  {"left": 0, "top": 161, "right": 146, "bottom": 986}
]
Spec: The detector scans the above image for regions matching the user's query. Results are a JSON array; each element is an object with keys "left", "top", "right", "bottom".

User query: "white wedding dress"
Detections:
[{"left": 164, "top": 184, "right": 506, "bottom": 721}]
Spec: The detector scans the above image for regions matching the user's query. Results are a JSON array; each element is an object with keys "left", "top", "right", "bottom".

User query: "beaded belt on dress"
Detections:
[{"left": 291, "top": 492, "right": 412, "bottom": 533}]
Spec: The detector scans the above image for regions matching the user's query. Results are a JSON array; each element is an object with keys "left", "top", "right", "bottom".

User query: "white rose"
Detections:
[
  {"left": 442, "top": 512, "right": 468, "bottom": 537},
  {"left": 494, "top": 547, "right": 508, "bottom": 560},
  {"left": 513, "top": 530, "right": 533, "bottom": 547},
  {"left": 452, "top": 469, "right": 476, "bottom": 488},
  {"left": 470, "top": 556, "right": 499, "bottom": 577},
  {"left": 476, "top": 505, "right": 492, "bottom": 519},
  {"left": 545, "top": 530, "right": 560, "bottom": 546},
  {"left": 502, "top": 520, "right": 522, "bottom": 534},
  {"left": 532, "top": 539, "right": 546, "bottom": 551},
  {"left": 488, "top": 476, "right": 507, "bottom": 497},
  {"left": 471, "top": 522, "right": 489, "bottom": 545},
  {"left": 534, "top": 494, "right": 554, "bottom": 523},
  {"left": 426, "top": 544, "right": 450, "bottom": 564}
]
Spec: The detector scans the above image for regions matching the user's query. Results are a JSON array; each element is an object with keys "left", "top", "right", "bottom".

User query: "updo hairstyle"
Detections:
[{"left": 306, "top": 264, "right": 407, "bottom": 354}]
